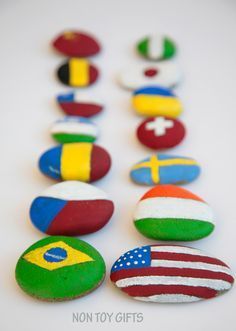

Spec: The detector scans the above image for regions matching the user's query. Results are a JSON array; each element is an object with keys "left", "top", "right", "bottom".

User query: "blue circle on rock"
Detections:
[{"left": 43, "top": 247, "right": 67, "bottom": 263}]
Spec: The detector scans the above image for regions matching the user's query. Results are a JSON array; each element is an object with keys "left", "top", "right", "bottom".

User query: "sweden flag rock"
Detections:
[{"left": 15, "top": 236, "right": 106, "bottom": 301}]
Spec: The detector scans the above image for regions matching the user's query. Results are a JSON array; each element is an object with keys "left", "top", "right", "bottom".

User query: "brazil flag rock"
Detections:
[{"left": 15, "top": 236, "right": 106, "bottom": 301}]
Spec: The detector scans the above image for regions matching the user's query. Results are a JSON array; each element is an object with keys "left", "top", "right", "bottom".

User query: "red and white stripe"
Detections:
[{"left": 111, "top": 246, "right": 234, "bottom": 303}]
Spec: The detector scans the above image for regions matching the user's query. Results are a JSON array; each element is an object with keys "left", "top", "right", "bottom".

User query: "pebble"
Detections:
[
  {"left": 137, "top": 116, "right": 186, "bottom": 150},
  {"left": 119, "top": 61, "right": 181, "bottom": 90},
  {"left": 30, "top": 181, "right": 114, "bottom": 236},
  {"left": 57, "top": 58, "right": 99, "bottom": 87},
  {"left": 52, "top": 30, "right": 101, "bottom": 57},
  {"left": 110, "top": 244, "right": 234, "bottom": 303},
  {"left": 38, "top": 142, "right": 111, "bottom": 182},
  {"left": 15, "top": 236, "right": 106, "bottom": 301},
  {"left": 130, "top": 154, "right": 200, "bottom": 185},
  {"left": 136, "top": 34, "right": 176, "bottom": 61},
  {"left": 57, "top": 91, "right": 103, "bottom": 117},
  {"left": 132, "top": 86, "right": 182, "bottom": 118},
  {"left": 134, "top": 185, "right": 214, "bottom": 241},
  {"left": 51, "top": 116, "right": 98, "bottom": 143}
]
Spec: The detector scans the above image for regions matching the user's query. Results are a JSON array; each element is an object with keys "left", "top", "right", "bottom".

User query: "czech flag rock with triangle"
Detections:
[{"left": 15, "top": 236, "right": 106, "bottom": 301}]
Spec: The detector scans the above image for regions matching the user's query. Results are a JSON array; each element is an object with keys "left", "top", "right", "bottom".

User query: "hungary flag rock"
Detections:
[
  {"left": 134, "top": 185, "right": 214, "bottom": 241},
  {"left": 15, "top": 236, "right": 106, "bottom": 301}
]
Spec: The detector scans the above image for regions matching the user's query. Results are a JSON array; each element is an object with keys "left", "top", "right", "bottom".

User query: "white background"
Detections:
[{"left": 1, "top": 0, "right": 236, "bottom": 330}]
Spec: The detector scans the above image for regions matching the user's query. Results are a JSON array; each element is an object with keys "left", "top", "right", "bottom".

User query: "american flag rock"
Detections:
[{"left": 110, "top": 245, "right": 234, "bottom": 303}]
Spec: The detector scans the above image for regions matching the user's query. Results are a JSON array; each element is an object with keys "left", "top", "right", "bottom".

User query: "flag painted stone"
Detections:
[
  {"left": 30, "top": 181, "right": 114, "bottom": 236},
  {"left": 15, "top": 236, "right": 106, "bottom": 301},
  {"left": 51, "top": 116, "right": 98, "bottom": 143},
  {"left": 130, "top": 154, "right": 200, "bottom": 186},
  {"left": 119, "top": 61, "right": 181, "bottom": 90},
  {"left": 57, "top": 91, "right": 103, "bottom": 117},
  {"left": 110, "top": 244, "right": 234, "bottom": 303},
  {"left": 57, "top": 58, "right": 99, "bottom": 87},
  {"left": 132, "top": 86, "right": 182, "bottom": 118},
  {"left": 52, "top": 30, "right": 101, "bottom": 57},
  {"left": 137, "top": 117, "right": 186, "bottom": 150},
  {"left": 134, "top": 185, "right": 214, "bottom": 241},
  {"left": 136, "top": 34, "right": 177, "bottom": 61},
  {"left": 38, "top": 142, "right": 111, "bottom": 182}
]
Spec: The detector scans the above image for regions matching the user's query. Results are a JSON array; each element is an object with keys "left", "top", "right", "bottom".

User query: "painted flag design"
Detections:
[
  {"left": 110, "top": 245, "right": 234, "bottom": 303},
  {"left": 132, "top": 86, "right": 183, "bottom": 118},
  {"left": 38, "top": 142, "right": 111, "bottom": 182},
  {"left": 134, "top": 185, "right": 214, "bottom": 241}
]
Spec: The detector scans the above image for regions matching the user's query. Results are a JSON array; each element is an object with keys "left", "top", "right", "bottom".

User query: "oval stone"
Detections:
[
  {"left": 136, "top": 34, "right": 177, "bottom": 61},
  {"left": 134, "top": 185, "right": 214, "bottom": 241},
  {"left": 110, "top": 244, "right": 234, "bottom": 303},
  {"left": 132, "top": 86, "right": 183, "bottom": 118},
  {"left": 52, "top": 30, "right": 101, "bottom": 57},
  {"left": 51, "top": 116, "right": 98, "bottom": 144},
  {"left": 15, "top": 236, "right": 106, "bottom": 301},
  {"left": 39, "top": 142, "right": 111, "bottom": 182},
  {"left": 119, "top": 61, "right": 181, "bottom": 90},
  {"left": 57, "top": 58, "right": 99, "bottom": 87},
  {"left": 30, "top": 181, "right": 114, "bottom": 236},
  {"left": 137, "top": 116, "right": 186, "bottom": 150},
  {"left": 57, "top": 91, "right": 103, "bottom": 117},
  {"left": 130, "top": 154, "right": 200, "bottom": 186}
]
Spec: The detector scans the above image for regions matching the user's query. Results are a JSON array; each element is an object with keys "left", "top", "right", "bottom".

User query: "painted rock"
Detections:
[
  {"left": 137, "top": 116, "right": 186, "bottom": 150},
  {"left": 110, "top": 244, "right": 234, "bottom": 303},
  {"left": 51, "top": 116, "right": 98, "bottom": 144},
  {"left": 132, "top": 86, "right": 182, "bottom": 118},
  {"left": 130, "top": 154, "right": 200, "bottom": 186},
  {"left": 39, "top": 142, "right": 111, "bottom": 182},
  {"left": 119, "top": 61, "right": 181, "bottom": 90},
  {"left": 15, "top": 236, "right": 106, "bottom": 301},
  {"left": 52, "top": 30, "right": 101, "bottom": 57},
  {"left": 57, "top": 91, "right": 103, "bottom": 117},
  {"left": 30, "top": 181, "right": 114, "bottom": 236},
  {"left": 136, "top": 34, "right": 176, "bottom": 61},
  {"left": 57, "top": 58, "right": 99, "bottom": 87},
  {"left": 134, "top": 185, "right": 214, "bottom": 241}
]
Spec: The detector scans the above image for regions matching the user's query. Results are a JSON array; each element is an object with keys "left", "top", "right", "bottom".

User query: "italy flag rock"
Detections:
[{"left": 134, "top": 185, "right": 214, "bottom": 241}]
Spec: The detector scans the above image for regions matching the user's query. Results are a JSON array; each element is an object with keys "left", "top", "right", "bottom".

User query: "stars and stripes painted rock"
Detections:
[
  {"left": 130, "top": 154, "right": 200, "bottom": 186},
  {"left": 132, "top": 86, "right": 183, "bottom": 118},
  {"left": 119, "top": 61, "right": 181, "bottom": 90},
  {"left": 57, "top": 91, "right": 103, "bottom": 117},
  {"left": 57, "top": 58, "right": 99, "bottom": 87},
  {"left": 137, "top": 116, "right": 186, "bottom": 150},
  {"left": 110, "top": 245, "right": 234, "bottom": 303},
  {"left": 51, "top": 116, "right": 98, "bottom": 144},
  {"left": 38, "top": 142, "right": 111, "bottom": 182},
  {"left": 30, "top": 181, "right": 114, "bottom": 236},
  {"left": 15, "top": 236, "right": 106, "bottom": 301},
  {"left": 136, "top": 34, "right": 177, "bottom": 61},
  {"left": 52, "top": 30, "right": 101, "bottom": 57},
  {"left": 134, "top": 185, "right": 214, "bottom": 241}
]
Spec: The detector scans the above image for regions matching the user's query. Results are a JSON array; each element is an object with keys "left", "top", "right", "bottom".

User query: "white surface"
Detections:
[{"left": 0, "top": 0, "right": 236, "bottom": 330}]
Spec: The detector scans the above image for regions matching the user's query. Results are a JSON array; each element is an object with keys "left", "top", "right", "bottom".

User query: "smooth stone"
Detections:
[
  {"left": 57, "top": 91, "right": 103, "bottom": 117},
  {"left": 52, "top": 30, "right": 101, "bottom": 57},
  {"left": 136, "top": 34, "right": 176, "bottom": 61},
  {"left": 57, "top": 58, "right": 99, "bottom": 87},
  {"left": 15, "top": 236, "right": 106, "bottom": 301},
  {"left": 30, "top": 181, "right": 114, "bottom": 236},
  {"left": 130, "top": 154, "right": 200, "bottom": 186},
  {"left": 137, "top": 116, "right": 186, "bottom": 150},
  {"left": 118, "top": 61, "right": 181, "bottom": 90},
  {"left": 51, "top": 116, "right": 98, "bottom": 143},
  {"left": 132, "top": 86, "right": 183, "bottom": 118},
  {"left": 110, "top": 244, "right": 234, "bottom": 303},
  {"left": 38, "top": 142, "right": 111, "bottom": 182},
  {"left": 134, "top": 184, "right": 214, "bottom": 241}
]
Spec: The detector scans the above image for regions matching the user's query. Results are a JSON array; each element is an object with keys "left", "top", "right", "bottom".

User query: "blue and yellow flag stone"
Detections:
[{"left": 15, "top": 236, "right": 106, "bottom": 301}]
